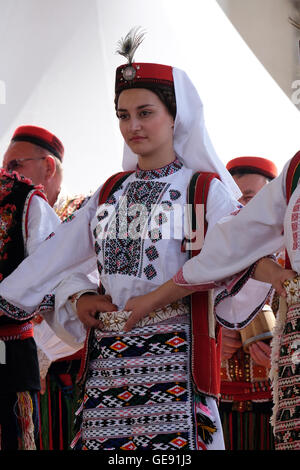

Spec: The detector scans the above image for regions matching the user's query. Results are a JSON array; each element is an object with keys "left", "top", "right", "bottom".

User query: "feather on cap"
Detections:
[{"left": 116, "top": 26, "right": 146, "bottom": 65}]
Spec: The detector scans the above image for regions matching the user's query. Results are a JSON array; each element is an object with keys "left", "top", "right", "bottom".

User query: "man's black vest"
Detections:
[{"left": 0, "top": 169, "right": 46, "bottom": 392}]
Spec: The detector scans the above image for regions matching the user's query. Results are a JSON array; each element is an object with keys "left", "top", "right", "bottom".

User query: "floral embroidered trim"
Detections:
[
  {"left": 55, "top": 194, "right": 89, "bottom": 221},
  {"left": 0, "top": 168, "right": 43, "bottom": 190},
  {"left": 135, "top": 158, "right": 183, "bottom": 180},
  {"left": 0, "top": 203, "right": 16, "bottom": 259}
]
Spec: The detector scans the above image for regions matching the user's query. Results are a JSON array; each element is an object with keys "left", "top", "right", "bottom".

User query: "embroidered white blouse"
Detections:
[{"left": 0, "top": 160, "right": 241, "bottom": 347}]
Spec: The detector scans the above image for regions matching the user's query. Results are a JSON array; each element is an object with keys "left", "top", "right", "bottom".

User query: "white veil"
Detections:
[{"left": 122, "top": 67, "right": 241, "bottom": 200}]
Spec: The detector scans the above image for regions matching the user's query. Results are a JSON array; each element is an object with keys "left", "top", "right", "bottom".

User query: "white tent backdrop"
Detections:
[{"left": 0, "top": 0, "right": 300, "bottom": 195}]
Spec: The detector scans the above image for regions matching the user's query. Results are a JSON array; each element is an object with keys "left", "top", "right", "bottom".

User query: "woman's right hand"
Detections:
[{"left": 76, "top": 294, "right": 117, "bottom": 328}]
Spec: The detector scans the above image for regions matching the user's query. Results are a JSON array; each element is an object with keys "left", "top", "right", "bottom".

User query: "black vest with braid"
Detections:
[
  {"left": 0, "top": 169, "right": 46, "bottom": 392},
  {"left": 0, "top": 170, "right": 46, "bottom": 325}
]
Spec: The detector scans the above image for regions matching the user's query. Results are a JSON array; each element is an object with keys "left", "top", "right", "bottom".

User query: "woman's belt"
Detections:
[
  {"left": 0, "top": 321, "right": 34, "bottom": 341},
  {"left": 96, "top": 301, "right": 189, "bottom": 333},
  {"left": 283, "top": 275, "right": 300, "bottom": 307}
]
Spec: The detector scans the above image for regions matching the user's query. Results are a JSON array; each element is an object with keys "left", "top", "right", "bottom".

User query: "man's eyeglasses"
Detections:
[{"left": 6, "top": 157, "right": 46, "bottom": 172}]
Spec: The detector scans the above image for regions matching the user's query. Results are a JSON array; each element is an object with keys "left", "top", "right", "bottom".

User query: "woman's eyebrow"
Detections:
[{"left": 117, "top": 104, "right": 155, "bottom": 112}]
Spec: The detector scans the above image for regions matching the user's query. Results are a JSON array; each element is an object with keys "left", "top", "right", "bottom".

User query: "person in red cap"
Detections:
[
  {"left": 0, "top": 125, "right": 61, "bottom": 449},
  {"left": 218, "top": 156, "right": 278, "bottom": 450},
  {"left": 3, "top": 125, "right": 64, "bottom": 207},
  {"left": 226, "top": 156, "right": 278, "bottom": 205},
  {"left": 0, "top": 125, "right": 81, "bottom": 450},
  {"left": 3, "top": 126, "right": 90, "bottom": 451}
]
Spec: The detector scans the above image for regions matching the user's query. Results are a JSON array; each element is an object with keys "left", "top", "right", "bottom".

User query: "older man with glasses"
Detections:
[
  {"left": 3, "top": 125, "right": 64, "bottom": 207},
  {"left": 0, "top": 125, "right": 77, "bottom": 450}
]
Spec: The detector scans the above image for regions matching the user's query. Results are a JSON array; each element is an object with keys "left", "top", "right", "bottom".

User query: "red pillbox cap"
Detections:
[
  {"left": 227, "top": 156, "right": 278, "bottom": 180},
  {"left": 12, "top": 125, "right": 64, "bottom": 162}
]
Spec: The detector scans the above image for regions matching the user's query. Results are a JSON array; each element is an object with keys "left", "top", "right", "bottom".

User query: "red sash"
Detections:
[{"left": 0, "top": 321, "right": 34, "bottom": 341}]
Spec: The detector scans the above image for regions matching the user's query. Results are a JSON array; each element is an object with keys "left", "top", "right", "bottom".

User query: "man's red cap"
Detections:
[
  {"left": 226, "top": 156, "right": 278, "bottom": 180},
  {"left": 11, "top": 125, "right": 64, "bottom": 162}
]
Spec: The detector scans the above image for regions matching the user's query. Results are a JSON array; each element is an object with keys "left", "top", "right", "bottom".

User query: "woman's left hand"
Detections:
[
  {"left": 249, "top": 341, "right": 271, "bottom": 368},
  {"left": 271, "top": 268, "right": 297, "bottom": 297},
  {"left": 253, "top": 258, "right": 296, "bottom": 297}
]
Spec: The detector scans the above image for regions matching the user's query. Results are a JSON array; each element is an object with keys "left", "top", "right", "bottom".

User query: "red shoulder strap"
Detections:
[
  {"left": 188, "top": 171, "right": 222, "bottom": 399},
  {"left": 192, "top": 171, "right": 220, "bottom": 238},
  {"left": 185, "top": 171, "right": 220, "bottom": 256},
  {"left": 24, "top": 189, "right": 48, "bottom": 240},
  {"left": 98, "top": 171, "right": 134, "bottom": 205}
]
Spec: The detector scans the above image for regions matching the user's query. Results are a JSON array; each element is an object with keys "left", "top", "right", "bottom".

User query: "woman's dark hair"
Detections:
[{"left": 115, "top": 84, "right": 177, "bottom": 120}]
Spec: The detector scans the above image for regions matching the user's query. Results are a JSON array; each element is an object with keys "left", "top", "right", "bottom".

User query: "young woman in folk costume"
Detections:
[{"left": 0, "top": 28, "right": 265, "bottom": 450}]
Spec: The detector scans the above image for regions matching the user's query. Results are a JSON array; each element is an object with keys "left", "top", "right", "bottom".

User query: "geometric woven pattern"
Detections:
[{"left": 71, "top": 318, "right": 216, "bottom": 450}]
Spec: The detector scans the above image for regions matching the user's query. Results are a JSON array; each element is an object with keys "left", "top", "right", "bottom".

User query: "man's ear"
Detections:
[{"left": 44, "top": 155, "right": 56, "bottom": 180}]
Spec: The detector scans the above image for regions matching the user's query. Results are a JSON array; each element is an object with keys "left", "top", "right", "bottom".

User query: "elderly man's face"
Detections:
[{"left": 2, "top": 141, "right": 48, "bottom": 186}]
